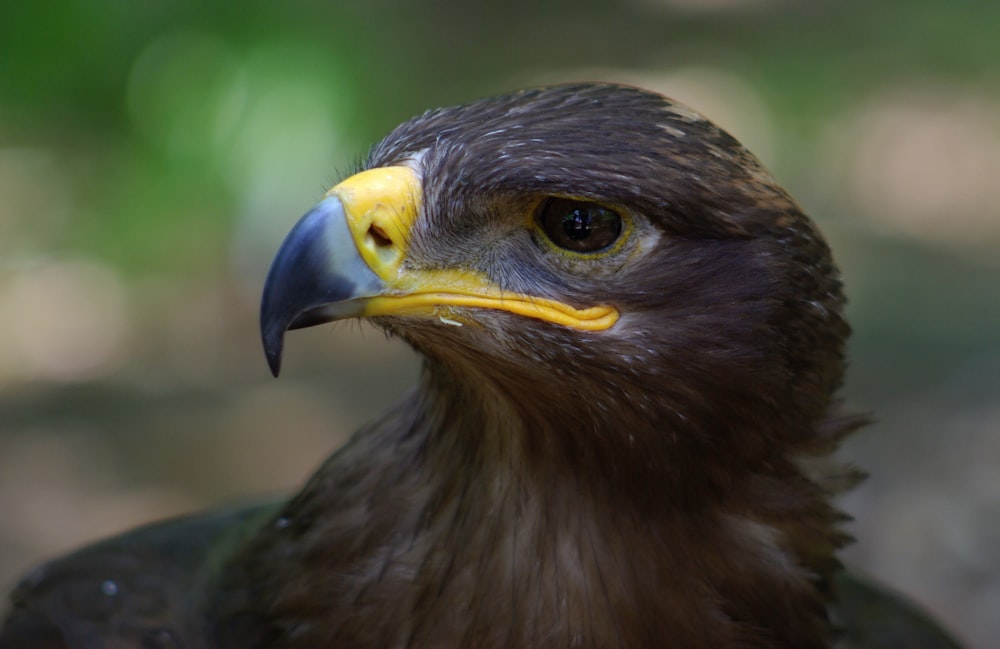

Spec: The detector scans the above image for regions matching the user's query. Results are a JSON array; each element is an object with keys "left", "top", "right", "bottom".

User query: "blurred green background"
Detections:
[{"left": 1, "top": 1, "right": 997, "bottom": 646}]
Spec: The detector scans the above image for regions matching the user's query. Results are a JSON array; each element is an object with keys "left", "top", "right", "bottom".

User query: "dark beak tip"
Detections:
[
  {"left": 261, "top": 320, "right": 285, "bottom": 378},
  {"left": 266, "top": 351, "right": 282, "bottom": 378}
]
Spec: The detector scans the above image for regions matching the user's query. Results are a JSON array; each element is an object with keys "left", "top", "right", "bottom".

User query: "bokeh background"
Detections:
[{"left": 1, "top": 1, "right": 997, "bottom": 646}]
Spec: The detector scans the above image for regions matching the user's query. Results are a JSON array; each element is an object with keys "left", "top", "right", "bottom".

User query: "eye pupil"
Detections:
[
  {"left": 563, "top": 208, "right": 593, "bottom": 241},
  {"left": 538, "top": 198, "right": 623, "bottom": 253}
]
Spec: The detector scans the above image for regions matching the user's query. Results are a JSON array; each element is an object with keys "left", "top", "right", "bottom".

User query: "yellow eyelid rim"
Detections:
[{"left": 531, "top": 196, "right": 635, "bottom": 260}]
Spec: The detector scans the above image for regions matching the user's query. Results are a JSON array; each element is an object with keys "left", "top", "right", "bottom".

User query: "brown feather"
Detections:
[{"left": 210, "top": 84, "right": 862, "bottom": 648}]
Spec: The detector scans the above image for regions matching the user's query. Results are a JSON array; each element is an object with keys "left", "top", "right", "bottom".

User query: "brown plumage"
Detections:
[{"left": 0, "top": 83, "right": 962, "bottom": 648}]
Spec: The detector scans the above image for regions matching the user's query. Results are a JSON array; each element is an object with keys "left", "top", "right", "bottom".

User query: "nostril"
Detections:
[{"left": 368, "top": 224, "right": 392, "bottom": 248}]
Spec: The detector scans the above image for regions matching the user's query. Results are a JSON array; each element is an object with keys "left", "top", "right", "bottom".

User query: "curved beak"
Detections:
[
  {"left": 260, "top": 195, "right": 384, "bottom": 376},
  {"left": 260, "top": 166, "right": 420, "bottom": 376},
  {"left": 260, "top": 165, "right": 619, "bottom": 377}
]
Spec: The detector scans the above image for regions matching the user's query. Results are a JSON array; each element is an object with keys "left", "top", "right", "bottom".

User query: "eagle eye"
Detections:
[{"left": 536, "top": 198, "right": 623, "bottom": 253}]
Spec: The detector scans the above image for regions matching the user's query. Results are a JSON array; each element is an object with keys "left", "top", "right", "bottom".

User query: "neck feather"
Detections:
[{"left": 219, "top": 361, "right": 854, "bottom": 649}]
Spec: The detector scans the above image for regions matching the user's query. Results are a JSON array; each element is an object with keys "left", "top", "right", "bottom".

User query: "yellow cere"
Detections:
[{"left": 327, "top": 166, "right": 422, "bottom": 281}]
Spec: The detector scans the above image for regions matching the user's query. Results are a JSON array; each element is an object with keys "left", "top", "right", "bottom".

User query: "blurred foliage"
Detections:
[
  {"left": 1, "top": 0, "right": 998, "bottom": 272},
  {"left": 0, "top": 1, "right": 998, "bottom": 648}
]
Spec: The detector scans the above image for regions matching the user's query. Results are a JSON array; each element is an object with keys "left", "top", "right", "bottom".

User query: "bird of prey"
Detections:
[{"left": 0, "top": 83, "right": 963, "bottom": 649}]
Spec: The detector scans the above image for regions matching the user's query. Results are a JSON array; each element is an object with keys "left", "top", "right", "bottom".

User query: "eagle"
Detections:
[{"left": 0, "top": 83, "right": 962, "bottom": 648}]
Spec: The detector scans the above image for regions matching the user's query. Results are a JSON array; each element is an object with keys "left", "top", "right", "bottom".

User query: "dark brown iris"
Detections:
[{"left": 537, "top": 197, "right": 623, "bottom": 253}]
